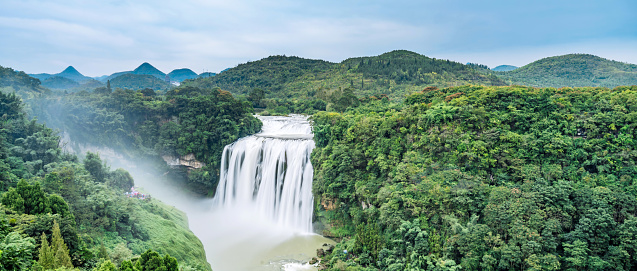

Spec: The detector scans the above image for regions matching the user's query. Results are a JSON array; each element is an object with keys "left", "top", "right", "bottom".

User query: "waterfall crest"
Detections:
[{"left": 212, "top": 115, "right": 315, "bottom": 233}]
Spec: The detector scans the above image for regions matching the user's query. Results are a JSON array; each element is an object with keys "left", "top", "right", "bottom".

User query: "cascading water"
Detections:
[
  {"left": 213, "top": 115, "right": 316, "bottom": 232},
  {"left": 56, "top": 114, "right": 333, "bottom": 270}
]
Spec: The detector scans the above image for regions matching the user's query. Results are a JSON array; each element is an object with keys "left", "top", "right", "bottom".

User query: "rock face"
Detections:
[
  {"left": 321, "top": 195, "right": 337, "bottom": 211},
  {"left": 162, "top": 153, "right": 205, "bottom": 169}
]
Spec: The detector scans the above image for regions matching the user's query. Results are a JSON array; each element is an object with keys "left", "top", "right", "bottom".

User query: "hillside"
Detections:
[
  {"left": 102, "top": 71, "right": 132, "bottom": 82},
  {"left": 492, "top": 64, "right": 518, "bottom": 71},
  {"left": 132, "top": 62, "right": 166, "bottom": 80},
  {"left": 168, "top": 68, "right": 198, "bottom": 82},
  {"left": 0, "top": 65, "right": 49, "bottom": 98},
  {"left": 313, "top": 84, "right": 637, "bottom": 270},
  {"left": 42, "top": 76, "right": 80, "bottom": 89},
  {"left": 184, "top": 50, "right": 506, "bottom": 101},
  {"left": 109, "top": 73, "right": 171, "bottom": 90},
  {"left": 0, "top": 90, "right": 211, "bottom": 270},
  {"left": 499, "top": 54, "right": 637, "bottom": 87},
  {"left": 185, "top": 55, "right": 335, "bottom": 97},
  {"left": 29, "top": 66, "right": 94, "bottom": 84}
]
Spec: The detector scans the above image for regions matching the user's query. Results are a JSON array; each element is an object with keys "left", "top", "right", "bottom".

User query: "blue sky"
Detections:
[{"left": 1, "top": 0, "right": 635, "bottom": 76}]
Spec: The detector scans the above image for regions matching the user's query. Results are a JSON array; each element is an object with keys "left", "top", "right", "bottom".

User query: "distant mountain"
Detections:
[
  {"left": 58, "top": 66, "right": 92, "bottom": 82},
  {"left": 492, "top": 65, "right": 518, "bottom": 72},
  {"left": 102, "top": 71, "right": 132, "bottom": 82},
  {"left": 183, "top": 50, "right": 506, "bottom": 100},
  {"left": 198, "top": 72, "right": 216, "bottom": 78},
  {"left": 98, "top": 63, "right": 166, "bottom": 83},
  {"left": 168, "top": 68, "right": 198, "bottom": 82},
  {"left": 29, "top": 73, "right": 53, "bottom": 81},
  {"left": 93, "top": 75, "right": 109, "bottom": 81},
  {"left": 132, "top": 62, "right": 166, "bottom": 80},
  {"left": 42, "top": 76, "right": 79, "bottom": 89},
  {"left": 109, "top": 74, "right": 171, "bottom": 90},
  {"left": 28, "top": 66, "right": 93, "bottom": 84},
  {"left": 500, "top": 54, "right": 637, "bottom": 87}
]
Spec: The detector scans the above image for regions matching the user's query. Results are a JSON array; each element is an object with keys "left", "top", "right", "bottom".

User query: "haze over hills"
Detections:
[
  {"left": 168, "top": 68, "right": 199, "bottom": 82},
  {"left": 499, "top": 54, "right": 637, "bottom": 87},
  {"left": 132, "top": 62, "right": 166, "bottom": 80},
  {"left": 10, "top": 51, "right": 637, "bottom": 95},
  {"left": 492, "top": 65, "right": 518, "bottom": 71},
  {"left": 29, "top": 66, "right": 94, "bottom": 83},
  {"left": 109, "top": 73, "right": 171, "bottom": 90}
]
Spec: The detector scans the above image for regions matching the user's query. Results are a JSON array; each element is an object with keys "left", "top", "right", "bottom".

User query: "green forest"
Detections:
[
  {"left": 2, "top": 47, "right": 637, "bottom": 271},
  {"left": 31, "top": 84, "right": 261, "bottom": 195},
  {"left": 0, "top": 89, "right": 211, "bottom": 270},
  {"left": 311, "top": 85, "right": 637, "bottom": 270},
  {"left": 498, "top": 54, "right": 637, "bottom": 88}
]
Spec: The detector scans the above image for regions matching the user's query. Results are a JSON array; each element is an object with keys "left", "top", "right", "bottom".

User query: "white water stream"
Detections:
[
  {"left": 213, "top": 115, "right": 315, "bottom": 232},
  {"left": 64, "top": 115, "right": 332, "bottom": 271}
]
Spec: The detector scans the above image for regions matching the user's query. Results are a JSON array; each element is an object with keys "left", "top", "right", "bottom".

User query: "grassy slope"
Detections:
[{"left": 128, "top": 199, "right": 211, "bottom": 270}]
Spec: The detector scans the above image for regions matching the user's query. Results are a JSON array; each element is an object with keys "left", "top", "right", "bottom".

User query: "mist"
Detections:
[{"left": 56, "top": 117, "right": 332, "bottom": 271}]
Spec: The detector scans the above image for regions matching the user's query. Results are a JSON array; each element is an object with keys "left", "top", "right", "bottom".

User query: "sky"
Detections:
[{"left": 1, "top": 0, "right": 636, "bottom": 77}]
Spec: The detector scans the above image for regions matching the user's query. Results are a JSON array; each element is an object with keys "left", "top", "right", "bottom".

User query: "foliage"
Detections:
[
  {"left": 0, "top": 84, "right": 211, "bottom": 270},
  {"left": 312, "top": 85, "right": 637, "bottom": 270},
  {"left": 31, "top": 85, "right": 261, "bottom": 194},
  {"left": 183, "top": 50, "right": 507, "bottom": 111},
  {"left": 499, "top": 54, "right": 637, "bottom": 88},
  {"left": 108, "top": 74, "right": 171, "bottom": 91}
]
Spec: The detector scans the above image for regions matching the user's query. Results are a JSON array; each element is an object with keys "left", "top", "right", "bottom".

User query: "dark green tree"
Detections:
[{"left": 84, "top": 152, "right": 106, "bottom": 182}]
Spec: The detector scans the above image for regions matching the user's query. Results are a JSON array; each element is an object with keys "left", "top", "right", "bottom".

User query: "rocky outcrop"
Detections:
[
  {"left": 162, "top": 153, "right": 205, "bottom": 169},
  {"left": 321, "top": 195, "right": 337, "bottom": 211}
]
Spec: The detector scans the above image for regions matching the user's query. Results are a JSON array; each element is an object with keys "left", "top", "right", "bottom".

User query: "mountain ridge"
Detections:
[{"left": 499, "top": 53, "right": 637, "bottom": 87}]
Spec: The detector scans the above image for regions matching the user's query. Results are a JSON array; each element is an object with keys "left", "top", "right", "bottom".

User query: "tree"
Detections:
[
  {"left": 84, "top": 152, "right": 106, "bottom": 182},
  {"left": 110, "top": 243, "right": 133, "bottom": 267},
  {"left": 107, "top": 168, "right": 134, "bottom": 191},
  {"left": 50, "top": 220, "right": 73, "bottom": 269},
  {"left": 1, "top": 187, "right": 24, "bottom": 213},
  {"left": 38, "top": 232, "right": 55, "bottom": 270},
  {"left": 17, "top": 180, "right": 48, "bottom": 215},
  {"left": 96, "top": 260, "right": 117, "bottom": 271},
  {"left": 248, "top": 88, "right": 265, "bottom": 107},
  {"left": 47, "top": 194, "right": 72, "bottom": 218},
  {"left": 0, "top": 232, "right": 36, "bottom": 270},
  {"left": 138, "top": 249, "right": 179, "bottom": 271},
  {"left": 119, "top": 260, "right": 134, "bottom": 271},
  {"left": 98, "top": 241, "right": 109, "bottom": 259}
]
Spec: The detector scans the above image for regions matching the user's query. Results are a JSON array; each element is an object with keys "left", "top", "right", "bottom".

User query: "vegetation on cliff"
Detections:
[
  {"left": 0, "top": 89, "right": 211, "bottom": 270},
  {"left": 32, "top": 85, "right": 261, "bottom": 194},
  {"left": 312, "top": 85, "right": 637, "bottom": 270}
]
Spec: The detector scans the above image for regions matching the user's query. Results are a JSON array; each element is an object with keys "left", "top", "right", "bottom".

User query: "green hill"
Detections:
[
  {"left": 109, "top": 73, "right": 171, "bottom": 90},
  {"left": 29, "top": 66, "right": 94, "bottom": 84},
  {"left": 492, "top": 65, "right": 518, "bottom": 71},
  {"left": 42, "top": 76, "right": 79, "bottom": 89},
  {"left": 0, "top": 65, "right": 49, "bottom": 98},
  {"left": 186, "top": 55, "right": 334, "bottom": 96},
  {"left": 132, "top": 62, "right": 166, "bottom": 80},
  {"left": 499, "top": 54, "right": 637, "bottom": 87},
  {"left": 185, "top": 50, "right": 506, "bottom": 101},
  {"left": 168, "top": 68, "right": 198, "bottom": 82}
]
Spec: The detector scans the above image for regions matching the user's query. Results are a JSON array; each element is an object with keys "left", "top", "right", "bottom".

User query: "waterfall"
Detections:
[{"left": 212, "top": 115, "right": 315, "bottom": 233}]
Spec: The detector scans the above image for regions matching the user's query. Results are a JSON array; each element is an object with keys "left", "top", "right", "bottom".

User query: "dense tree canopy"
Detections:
[
  {"left": 312, "top": 85, "right": 637, "bottom": 270},
  {"left": 0, "top": 85, "right": 211, "bottom": 270}
]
